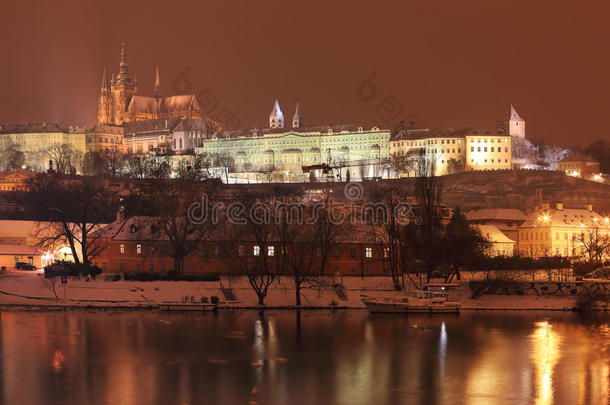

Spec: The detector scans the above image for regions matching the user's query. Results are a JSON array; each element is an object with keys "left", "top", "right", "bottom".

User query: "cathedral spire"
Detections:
[
  {"left": 101, "top": 66, "right": 110, "bottom": 90},
  {"left": 117, "top": 42, "right": 131, "bottom": 82},
  {"left": 269, "top": 98, "right": 284, "bottom": 129},
  {"left": 292, "top": 98, "right": 303, "bottom": 128},
  {"left": 97, "top": 67, "right": 112, "bottom": 124},
  {"left": 154, "top": 64, "right": 161, "bottom": 98}
]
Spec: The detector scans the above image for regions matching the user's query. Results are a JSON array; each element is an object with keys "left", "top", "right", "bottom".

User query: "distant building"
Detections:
[
  {"left": 497, "top": 104, "right": 525, "bottom": 139},
  {"left": 197, "top": 116, "right": 391, "bottom": 181},
  {"left": 123, "top": 117, "right": 213, "bottom": 155},
  {"left": 91, "top": 216, "right": 389, "bottom": 276},
  {"left": 0, "top": 170, "right": 34, "bottom": 192},
  {"left": 389, "top": 127, "right": 512, "bottom": 176},
  {"left": 85, "top": 124, "right": 125, "bottom": 154},
  {"left": 557, "top": 153, "right": 601, "bottom": 180},
  {"left": 517, "top": 203, "right": 609, "bottom": 258},
  {"left": 473, "top": 224, "right": 516, "bottom": 257},
  {"left": 465, "top": 208, "right": 527, "bottom": 243},
  {"left": 0, "top": 123, "right": 87, "bottom": 171},
  {"left": 97, "top": 44, "right": 207, "bottom": 126}
]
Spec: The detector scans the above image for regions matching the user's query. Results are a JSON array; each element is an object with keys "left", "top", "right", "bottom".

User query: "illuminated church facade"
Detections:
[{"left": 97, "top": 43, "right": 203, "bottom": 126}]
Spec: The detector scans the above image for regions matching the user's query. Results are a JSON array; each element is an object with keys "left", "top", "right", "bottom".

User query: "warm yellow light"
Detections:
[{"left": 543, "top": 215, "right": 549, "bottom": 221}]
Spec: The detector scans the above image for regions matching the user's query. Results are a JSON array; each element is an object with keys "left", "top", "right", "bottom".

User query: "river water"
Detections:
[{"left": 0, "top": 310, "right": 608, "bottom": 405}]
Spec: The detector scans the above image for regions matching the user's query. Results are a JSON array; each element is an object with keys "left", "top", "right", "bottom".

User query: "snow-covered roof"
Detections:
[
  {"left": 558, "top": 153, "right": 599, "bottom": 164},
  {"left": 520, "top": 208, "right": 608, "bottom": 229},
  {"left": 474, "top": 225, "right": 515, "bottom": 244}
]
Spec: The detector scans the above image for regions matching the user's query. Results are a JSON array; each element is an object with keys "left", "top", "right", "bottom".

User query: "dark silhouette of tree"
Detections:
[{"left": 26, "top": 174, "right": 119, "bottom": 268}]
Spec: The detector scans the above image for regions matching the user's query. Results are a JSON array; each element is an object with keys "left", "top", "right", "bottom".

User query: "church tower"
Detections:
[
  {"left": 269, "top": 98, "right": 284, "bottom": 129},
  {"left": 97, "top": 67, "right": 112, "bottom": 124},
  {"left": 497, "top": 104, "right": 525, "bottom": 139},
  {"left": 292, "top": 98, "right": 303, "bottom": 128},
  {"left": 110, "top": 43, "right": 139, "bottom": 125},
  {"left": 154, "top": 65, "right": 161, "bottom": 99}
]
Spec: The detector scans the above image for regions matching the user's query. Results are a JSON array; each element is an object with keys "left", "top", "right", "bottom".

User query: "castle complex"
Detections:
[
  {"left": 0, "top": 44, "right": 530, "bottom": 180},
  {"left": 97, "top": 44, "right": 203, "bottom": 126}
]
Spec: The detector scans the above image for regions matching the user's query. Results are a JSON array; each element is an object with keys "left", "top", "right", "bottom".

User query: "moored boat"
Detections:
[{"left": 361, "top": 290, "right": 460, "bottom": 314}]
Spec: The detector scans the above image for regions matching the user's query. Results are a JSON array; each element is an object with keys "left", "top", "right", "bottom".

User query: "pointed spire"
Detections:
[
  {"left": 269, "top": 98, "right": 284, "bottom": 129},
  {"left": 508, "top": 104, "right": 523, "bottom": 121},
  {"left": 292, "top": 98, "right": 303, "bottom": 128},
  {"left": 117, "top": 42, "right": 131, "bottom": 82},
  {"left": 101, "top": 66, "right": 110, "bottom": 90},
  {"left": 154, "top": 64, "right": 161, "bottom": 98}
]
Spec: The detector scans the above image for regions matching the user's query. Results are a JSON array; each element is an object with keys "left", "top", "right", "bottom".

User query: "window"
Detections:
[
  {"left": 149, "top": 264, "right": 155, "bottom": 272},
  {"left": 185, "top": 264, "right": 191, "bottom": 273},
  {"left": 136, "top": 244, "right": 142, "bottom": 254},
  {"left": 214, "top": 245, "right": 220, "bottom": 256},
  {"left": 119, "top": 263, "right": 125, "bottom": 271},
  {"left": 350, "top": 247, "right": 356, "bottom": 258},
  {"left": 120, "top": 244, "right": 125, "bottom": 254},
  {"left": 268, "top": 246, "right": 275, "bottom": 256},
  {"left": 365, "top": 247, "right": 372, "bottom": 258},
  {"left": 253, "top": 245, "right": 260, "bottom": 256},
  {"left": 333, "top": 248, "right": 340, "bottom": 257},
  {"left": 136, "top": 263, "right": 141, "bottom": 272},
  {"left": 199, "top": 246, "right": 204, "bottom": 256}
]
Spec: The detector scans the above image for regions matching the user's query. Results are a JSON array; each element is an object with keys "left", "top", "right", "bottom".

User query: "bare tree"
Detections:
[
  {"left": 213, "top": 153, "right": 235, "bottom": 183},
  {"left": 225, "top": 194, "right": 278, "bottom": 305},
  {"left": 363, "top": 182, "right": 411, "bottom": 290},
  {"left": 312, "top": 198, "right": 346, "bottom": 276},
  {"left": 102, "top": 146, "right": 124, "bottom": 177},
  {"left": 575, "top": 224, "right": 610, "bottom": 263},
  {"left": 48, "top": 144, "right": 82, "bottom": 175},
  {"left": 27, "top": 174, "right": 118, "bottom": 269},
  {"left": 140, "top": 174, "right": 220, "bottom": 278},
  {"left": 0, "top": 140, "right": 25, "bottom": 171}
]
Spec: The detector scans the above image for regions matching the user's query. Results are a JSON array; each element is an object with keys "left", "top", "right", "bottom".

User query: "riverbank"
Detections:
[{"left": 0, "top": 270, "right": 606, "bottom": 311}]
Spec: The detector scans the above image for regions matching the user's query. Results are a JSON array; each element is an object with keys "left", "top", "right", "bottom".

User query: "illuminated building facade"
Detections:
[
  {"left": 197, "top": 100, "right": 390, "bottom": 178},
  {"left": 518, "top": 202, "right": 609, "bottom": 258},
  {"left": 97, "top": 44, "right": 205, "bottom": 126},
  {"left": 557, "top": 153, "right": 601, "bottom": 180},
  {"left": 389, "top": 128, "right": 511, "bottom": 176}
]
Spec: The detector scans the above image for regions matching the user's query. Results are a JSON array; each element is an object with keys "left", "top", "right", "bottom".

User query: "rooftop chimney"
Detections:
[{"left": 556, "top": 202, "right": 563, "bottom": 211}]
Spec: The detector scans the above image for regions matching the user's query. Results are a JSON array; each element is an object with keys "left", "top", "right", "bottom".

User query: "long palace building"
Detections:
[{"left": 0, "top": 44, "right": 524, "bottom": 180}]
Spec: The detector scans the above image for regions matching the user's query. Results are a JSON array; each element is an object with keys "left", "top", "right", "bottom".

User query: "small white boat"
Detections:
[{"left": 361, "top": 290, "right": 460, "bottom": 314}]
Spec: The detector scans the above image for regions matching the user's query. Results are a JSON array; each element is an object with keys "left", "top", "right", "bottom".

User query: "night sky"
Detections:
[{"left": 1, "top": 0, "right": 608, "bottom": 146}]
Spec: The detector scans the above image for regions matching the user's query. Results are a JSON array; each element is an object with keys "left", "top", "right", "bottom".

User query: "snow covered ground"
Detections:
[{"left": 0, "top": 270, "right": 584, "bottom": 311}]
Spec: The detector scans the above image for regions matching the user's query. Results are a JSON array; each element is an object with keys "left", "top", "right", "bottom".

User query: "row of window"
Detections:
[
  {"left": 470, "top": 146, "right": 509, "bottom": 153},
  {"left": 125, "top": 243, "right": 376, "bottom": 258}
]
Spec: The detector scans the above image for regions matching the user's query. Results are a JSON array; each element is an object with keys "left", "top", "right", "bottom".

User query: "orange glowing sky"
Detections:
[{"left": 0, "top": 0, "right": 609, "bottom": 146}]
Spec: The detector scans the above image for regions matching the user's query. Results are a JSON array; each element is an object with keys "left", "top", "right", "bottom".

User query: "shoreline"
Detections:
[{"left": 1, "top": 271, "right": 608, "bottom": 312}]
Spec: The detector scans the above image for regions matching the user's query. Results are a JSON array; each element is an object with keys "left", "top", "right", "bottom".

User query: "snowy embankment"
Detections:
[{"left": 0, "top": 270, "right": 580, "bottom": 311}]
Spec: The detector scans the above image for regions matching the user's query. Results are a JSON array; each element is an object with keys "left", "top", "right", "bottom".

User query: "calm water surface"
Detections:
[{"left": 0, "top": 310, "right": 608, "bottom": 405}]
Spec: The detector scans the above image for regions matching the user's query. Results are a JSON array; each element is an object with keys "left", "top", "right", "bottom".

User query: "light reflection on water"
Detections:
[{"left": 0, "top": 310, "right": 608, "bottom": 405}]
